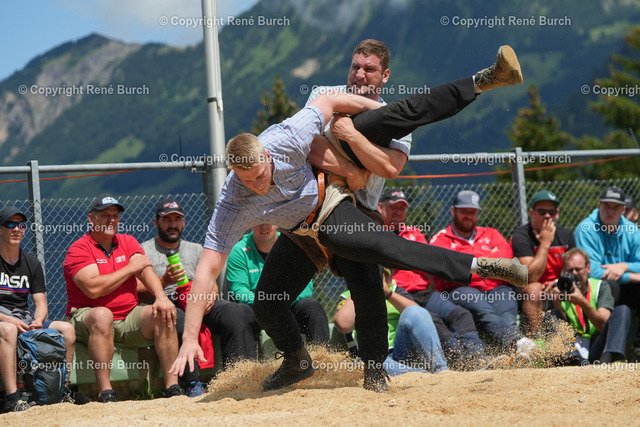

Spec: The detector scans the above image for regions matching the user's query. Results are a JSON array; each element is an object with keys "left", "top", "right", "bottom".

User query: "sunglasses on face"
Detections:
[
  {"left": 534, "top": 208, "right": 558, "bottom": 216},
  {"left": 2, "top": 221, "right": 27, "bottom": 230}
]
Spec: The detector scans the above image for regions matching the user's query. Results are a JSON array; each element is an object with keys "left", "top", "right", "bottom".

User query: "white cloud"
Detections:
[
  {"left": 95, "top": 0, "right": 201, "bottom": 29},
  {"left": 84, "top": 0, "right": 261, "bottom": 45}
]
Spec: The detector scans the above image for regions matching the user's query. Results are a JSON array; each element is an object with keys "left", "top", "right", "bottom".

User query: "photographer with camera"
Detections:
[{"left": 545, "top": 248, "right": 631, "bottom": 364}]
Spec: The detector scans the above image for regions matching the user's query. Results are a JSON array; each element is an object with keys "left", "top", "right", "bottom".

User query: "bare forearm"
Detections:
[
  {"left": 311, "top": 92, "right": 381, "bottom": 124},
  {"left": 138, "top": 267, "right": 165, "bottom": 299},
  {"left": 33, "top": 305, "right": 47, "bottom": 323},
  {"left": 183, "top": 249, "right": 226, "bottom": 342},
  {"left": 333, "top": 300, "right": 356, "bottom": 334},
  {"left": 580, "top": 302, "right": 609, "bottom": 331},
  {"left": 76, "top": 266, "right": 135, "bottom": 299},
  {"left": 344, "top": 134, "right": 407, "bottom": 179},
  {"left": 308, "top": 136, "right": 362, "bottom": 179},
  {"left": 330, "top": 92, "right": 383, "bottom": 115},
  {"left": 182, "top": 276, "right": 213, "bottom": 342},
  {"left": 526, "top": 247, "right": 551, "bottom": 283}
]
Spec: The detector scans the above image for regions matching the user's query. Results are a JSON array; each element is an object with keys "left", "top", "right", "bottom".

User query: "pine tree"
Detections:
[
  {"left": 500, "top": 85, "right": 575, "bottom": 181},
  {"left": 586, "top": 25, "right": 640, "bottom": 177},
  {"left": 251, "top": 76, "right": 299, "bottom": 135}
]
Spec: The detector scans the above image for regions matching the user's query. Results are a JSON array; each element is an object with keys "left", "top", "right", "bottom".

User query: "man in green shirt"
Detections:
[
  {"left": 546, "top": 248, "right": 631, "bottom": 363},
  {"left": 226, "top": 224, "right": 329, "bottom": 346}
]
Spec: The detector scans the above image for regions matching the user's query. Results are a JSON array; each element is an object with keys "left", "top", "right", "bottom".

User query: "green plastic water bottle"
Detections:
[{"left": 166, "top": 249, "right": 189, "bottom": 286}]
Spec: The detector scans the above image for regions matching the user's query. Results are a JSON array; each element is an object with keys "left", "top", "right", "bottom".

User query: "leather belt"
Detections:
[{"left": 303, "top": 170, "right": 325, "bottom": 226}]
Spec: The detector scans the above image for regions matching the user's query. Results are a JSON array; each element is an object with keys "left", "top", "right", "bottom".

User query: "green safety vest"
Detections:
[{"left": 561, "top": 278, "right": 600, "bottom": 339}]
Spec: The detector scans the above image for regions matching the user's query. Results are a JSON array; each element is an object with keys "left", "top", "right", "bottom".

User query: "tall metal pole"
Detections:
[
  {"left": 27, "top": 160, "right": 46, "bottom": 272},
  {"left": 510, "top": 147, "right": 528, "bottom": 226},
  {"left": 201, "top": 0, "right": 227, "bottom": 219}
]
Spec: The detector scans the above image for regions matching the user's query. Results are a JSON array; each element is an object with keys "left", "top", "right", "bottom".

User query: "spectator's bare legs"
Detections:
[
  {"left": 0, "top": 322, "right": 19, "bottom": 395},
  {"left": 50, "top": 320, "right": 76, "bottom": 380},
  {"left": 83, "top": 307, "right": 115, "bottom": 393},
  {"left": 139, "top": 305, "right": 179, "bottom": 389}
]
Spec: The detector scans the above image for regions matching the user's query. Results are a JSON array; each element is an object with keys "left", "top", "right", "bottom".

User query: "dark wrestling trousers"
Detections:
[{"left": 253, "top": 199, "right": 474, "bottom": 368}]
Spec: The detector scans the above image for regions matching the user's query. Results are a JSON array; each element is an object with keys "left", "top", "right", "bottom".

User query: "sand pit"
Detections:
[{"left": 3, "top": 347, "right": 640, "bottom": 426}]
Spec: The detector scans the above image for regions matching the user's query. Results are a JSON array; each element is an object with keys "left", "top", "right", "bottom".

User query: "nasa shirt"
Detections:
[{"left": 0, "top": 250, "right": 46, "bottom": 311}]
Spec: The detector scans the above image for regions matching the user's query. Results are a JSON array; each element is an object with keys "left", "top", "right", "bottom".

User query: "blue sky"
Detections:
[{"left": 0, "top": 0, "right": 260, "bottom": 81}]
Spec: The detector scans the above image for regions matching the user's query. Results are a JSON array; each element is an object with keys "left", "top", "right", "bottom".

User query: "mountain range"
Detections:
[{"left": 1, "top": 0, "right": 639, "bottom": 199}]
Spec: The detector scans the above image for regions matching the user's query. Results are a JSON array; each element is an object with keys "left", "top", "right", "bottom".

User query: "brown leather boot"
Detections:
[{"left": 475, "top": 45, "right": 523, "bottom": 92}]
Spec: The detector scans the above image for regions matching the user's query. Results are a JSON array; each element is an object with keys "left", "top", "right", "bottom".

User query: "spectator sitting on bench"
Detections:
[
  {"left": 140, "top": 198, "right": 260, "bottom": 372},
  {"left": 63, "top": 194, "right": 183, "bottom": 403},
  {"left": 226, "top": 224, "right": 330, "bottom": 347},
  {"left": 0, "top": 206, "right": 76, "bottom": 411}
]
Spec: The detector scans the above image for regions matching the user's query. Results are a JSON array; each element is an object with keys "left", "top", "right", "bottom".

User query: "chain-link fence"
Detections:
[
  {"left": 12, "top": 193, "right": 210, "bottom": 320},
  {"left": 312, "top": 177, "right": 640, "bottom": 315},
  {"left": 7, "top": 163, "right": 640, "bottom": 321}
]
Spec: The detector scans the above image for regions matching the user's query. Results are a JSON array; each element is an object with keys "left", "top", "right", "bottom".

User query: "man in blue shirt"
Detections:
[{"left": 575, "top": 186, "right": 640, "bottom": 353}]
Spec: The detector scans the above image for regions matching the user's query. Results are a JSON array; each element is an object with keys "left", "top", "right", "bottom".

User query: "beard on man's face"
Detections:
[{"left": 158, "top": 226, "right": 182, "bottom": 244}]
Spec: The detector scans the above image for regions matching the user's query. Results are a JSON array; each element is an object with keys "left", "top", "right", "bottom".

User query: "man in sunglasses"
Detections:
[
  {"left": 0, "top": 206, "right": 76, "bottom": 411},
  {"left": 511, "top": 190, "right": 575, "bottom": 337}
]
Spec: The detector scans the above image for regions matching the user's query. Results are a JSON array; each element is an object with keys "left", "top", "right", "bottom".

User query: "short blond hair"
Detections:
[{"left": 226, "top": 133, "right": 267, "bottom": 169}]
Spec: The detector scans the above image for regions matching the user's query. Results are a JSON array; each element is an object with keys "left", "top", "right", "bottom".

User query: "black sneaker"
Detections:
[
  {"left": 97, "top": 389, "right": 117, "bottom": 403},
  {"left": 363, "top": 367, "right": 390, "bottom": 392},
  {"left": 477, "top": 257, "right": 528, "bottom": 288},
  {"left": 61, "top": 386, "right": 75, "bottom": 404},
  {"left": 3, "top": 397, "right": 33, "bottom": 412},
  {"left": 262, "top": 347, "right": 315, "bottom": 391},
  {"left": 162, "top": 384, "right": 185, "bottom": 398}
]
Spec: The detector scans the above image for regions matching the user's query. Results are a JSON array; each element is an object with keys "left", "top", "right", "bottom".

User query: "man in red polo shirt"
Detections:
[
  {"left": 430, "top": 190, "right": 537, "bottom": 358},
  {"left": 64, "top": 194, "right": 183, "bottom": 403}
]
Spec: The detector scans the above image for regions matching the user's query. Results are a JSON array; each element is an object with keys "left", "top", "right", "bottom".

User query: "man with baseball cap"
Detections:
[
  {"left": 511, "top": 190, "right": 575, "bottom": 336},
  {"left": 140, "top": 198, "right": 259, "bottom": 381},
  {"left": 0, "top": 206, "right": 76, "bottom": 410},
  {"left": 378, "top": 189, "right": 489, "bottom": 369},
  {"left": 575, "top": 186, "right": 640, "bottom": 354},
  {"left": 63, "top": 194, "right": 184, "bottom": 402},
  {"left": 575, "top": 186, "right": 640, "bottom": 299},
  {"left": 430, "top": 190, "right": 538, "bottom": 358}
]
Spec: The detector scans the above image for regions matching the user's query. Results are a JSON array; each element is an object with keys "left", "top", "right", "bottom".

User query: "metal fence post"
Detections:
[
  {"left": 201, "top": 164, "right": 216, "bottom": 221},
  {"left": 27, "top": 160, "right": 46, "bottom": 274},
  {"left": 510, "top": 147, "right": 528, "bottom": 226}
]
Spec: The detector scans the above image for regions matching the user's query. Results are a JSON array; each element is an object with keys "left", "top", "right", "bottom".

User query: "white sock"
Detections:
[{"left": 472, "top": 74, "right": 482, "bottom": 94}]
